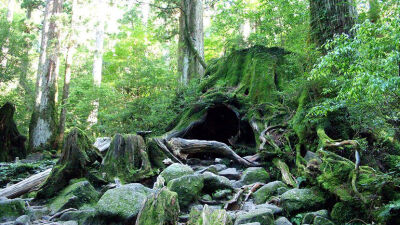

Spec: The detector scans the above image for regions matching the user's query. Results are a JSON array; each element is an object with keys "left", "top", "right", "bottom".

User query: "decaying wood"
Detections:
[
  {"left": 167, "top": 138, "right": 255, "bottom": 167},
  {"left": 154, "top": 138, "right": 183, "bottom": 164},
  {"left": 93, "top": 137, "right": 111, "bottom": 152},
  {"left": 0, "top": 168, "right": 52, "bottom": 198},
  {"left": 244, "top": 182, "right": 263, "bottom": 202},
  {"left": 273, "top": 159, "right": 297, "bottom": 187},
  {"left": 224, "top": 189, "right": 244, "bottom": 211}
]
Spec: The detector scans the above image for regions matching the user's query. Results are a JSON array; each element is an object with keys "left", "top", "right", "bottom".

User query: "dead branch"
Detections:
[{"left": 154, "top": 138, "right": 184, "bottom": 164}]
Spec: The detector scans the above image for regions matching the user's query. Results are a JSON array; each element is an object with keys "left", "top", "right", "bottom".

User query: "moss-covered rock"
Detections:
[
  {"left": 167, "top": 174, "right": 204, "bottom": 209},
  {"left": 301, "top": 210, "right": 329, "bottom": 224},
  {"left": 36, "top": 128, "right": 102, "bottom": 199},
  {"left": 0, "top": 198, "right": 26, "bottom": 222},
  {"left": 136, "top": 187, "right": 180, "bottom": 225},
  {"left": 202, "top": 172, "right": 233, "bottom": 193},
  {"left": 188, "top": 204, "right": 232, "bottom": 225},
  {"left": 234, "top": 208, "right": 274, "bottom": 225},
  {"left": 48, "top": 180, "right": 99, "bottom": 213},
  {"left": 96, "top": 183, "right": 153, "bottom": 220},
  {"left": 313, "top": 216, "right": 335, "bottom": 225},
  {"left": 330, "top": 201, "right": 366, "bottom": 224},
  {"left": 59, "top": 209, "right": 96, "bottom": 225},
  {"left": 279, "top": 188, "right": 326, "bottom": 214},
  {"left": 101, "top": 134, "right": 155, "bottom": 183},
  {"left": 253, "top": 181, "right": 287, "bottom": 204},
  {"left": 212, "top": 189, "right": 233, "bottom": 200},
  {"left": 160, "top": 163, "right": 194, "bottom": 184},
  {"left": 239, "top": 167, "right": 270, "bottom": 185}
]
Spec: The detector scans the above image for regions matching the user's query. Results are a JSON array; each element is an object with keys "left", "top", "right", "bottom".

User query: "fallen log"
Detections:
[
  {"left": 0, "top": 168, "right": 52, "bottom": 199},
  {"left": 167, "top": 138, "right": 255, "bottom": 167}
]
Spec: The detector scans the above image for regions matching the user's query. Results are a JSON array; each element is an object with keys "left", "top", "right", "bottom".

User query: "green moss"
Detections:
[
  {"left": 188, "top": 205, "right": 232, "bottom": 225},
  {"left": 167, "top": 174, "right": 204, "bottom": 209},
  {"left": 0, "top": 198, "right": 26, "bottom": 221},
  {"left": 331, "top": 201, "right": 366, "bottom": 224}
]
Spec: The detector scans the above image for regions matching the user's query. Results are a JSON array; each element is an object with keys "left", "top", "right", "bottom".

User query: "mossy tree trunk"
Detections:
[
  {"left": 0, "top": 103, "right": 27, "bottom": 162},
  {"left": 178, "top": 0, "right": 205, "bottom": 85},
  {"left": 29, "top": 0, "right": 63, "bottom": 152},
  {"left": 310, "top": 0, "right": 357, "bottom": 48}
]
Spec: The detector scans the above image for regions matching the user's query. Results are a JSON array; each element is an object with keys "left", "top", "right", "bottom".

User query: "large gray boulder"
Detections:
[
  {"left": 239, "top": 167, "right": 270, "bottom": 186},
  {"left": 96, "top": 183, "right": 153, "bottom": 220},
  {"left": 160, "top": 163, "right": 194, "bottom": 183},
  {"left": 279, "top": 188, "right": 326, "bottom": 214},
  {"left": 253, "top": 181, "right": 287, "bottom": 204},
  {"left": 234, "top": 208, "right": 274, "bottom": 225},
  {"left": 167, "top": 174, "right": 204, "bottom": 208},
  {"left": 202, "top": 172, "right": 234, "bottom": 193}
]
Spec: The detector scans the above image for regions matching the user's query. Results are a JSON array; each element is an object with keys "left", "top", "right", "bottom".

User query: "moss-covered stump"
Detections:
[
  {"left": 36, "top": 128, "right": 101, "bottom": 199},
  {"left": 48, "top": 179, "right": 99, "bottom": 213},
  {"left": 100, "top": 134, "right": 155, "bottom": 183},
  {"left": 135, "top": 187, "right": 180, "bottom": 225},
  {"left": 188, "top": 204, "right": 232, "bottom": 225},
  {"left": 0, "top": 102, "right": 27, "bottom": 162}
]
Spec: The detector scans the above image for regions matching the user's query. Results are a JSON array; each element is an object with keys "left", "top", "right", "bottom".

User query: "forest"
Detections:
[{"left": 0, "top": 0, "right": 399, "bottom": 224}]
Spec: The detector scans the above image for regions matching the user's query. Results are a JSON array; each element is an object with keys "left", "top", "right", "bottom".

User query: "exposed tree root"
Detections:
[
  {"left": 154, "top": 138, "right": 184, "bottom": 164},
  {"left": 273, "top": 158, "right": 297, "bottom": 187}
]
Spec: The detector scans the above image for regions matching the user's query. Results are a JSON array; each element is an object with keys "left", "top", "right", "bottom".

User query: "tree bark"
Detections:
[
  {"left": 178, "top": 0, "right": 205, "bottom": 85},
  {"left": 29, "top": 0, "right": 63, "bottom": 152},
  {"left": 310, "top": 0, "right": 357, "bottom": 48},
  {"left": 87, "top": 0, "right": 106, "bottom": 127},
  {"left": 55, "top": 0, "right": 78, "bottom": 149},
  {"left": 0, "top": 0, "right": 15, "bottom": 69}
]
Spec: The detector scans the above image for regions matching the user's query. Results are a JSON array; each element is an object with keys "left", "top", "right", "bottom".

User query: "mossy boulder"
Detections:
[
  {"left": 301, "top": 210, "right": 329, "bottom": 224},
  {"left": 0, "top": 198, "right": 26, "bottom": 222},
  {"left": 96, "top": 183, "right": 153, "bottom": 220},
  {"left": 239, "top": 167, "right": 270, "bottom": 185},
  {"left": 202, "top": 172, "right": 233, "bottom": 193},
  {"left": 0, "top": 102, "right": 27, "bottom": 162},
  {"left": 313, "top": 216, "right": 335, "bottom": 225},
  {"left": 48, "top": 180, "right": 99, "bottom": 213},
  {"left": 167, "top": 174, "right": 204, "bottom": 209},
  {"left": 234, "top": 208, "right": 274, "bottom": 225},
  {"left": 101, "top": 134, "right": 155, "bottom": 183},
  {"left": 136, "top": 187, "right": 180, "bottom": 225},
  {"left": 279, "top": 188, "right": 326, "bottom": 214},
  {"left": 330, "top": 201, "right": 366, "bottom": 224},
  {"left": 160, "top": 163, "right": 194, "bottom": 184},
  {"left": 36, "top": 128, "right": 102, "bottom": 199},
  {"left": 253, "top": 181, "right": 287, "bottom": 204},
  {"left": 188, "top": 204, "right": 232, "bottom": 225}
]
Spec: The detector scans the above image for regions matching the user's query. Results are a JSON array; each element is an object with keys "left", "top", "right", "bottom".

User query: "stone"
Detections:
[
  {"left": 279, "top": 188, "right": 326, "bottom": 214},
  {"left": 302, "top": 210, "right": 329, "bottom": 224},
  {"left": 49, "top": 180, "right": 99, "bottom": 213},
  {"left": 218, "top": 168, "right": 241, "bottom": 180},
  {"left": 203, "top": 172, "right": 234, "bottom": 193},
  {"left": 202, "top": 194, "right": 212, "bottom": 201},
  {"left": 255, "top": 204, "right": 283, "bottom": 215},
  {"left": 188, "top": 204, "right": 232, "bottom": 225},
  {"left": 136, "top": 187, "right": 180, "bottom": 225},
  {"left": 253, "top": 181, "right": 287, "bottom": 204},
  {"left": 26, "top": 206, "right": 49, "bottom": 221},
  {"left": 59, "top": 209, "right": 95, "bottom": 224},
  {"left": 0, "top": 198, "right": 26, "bottom": 222},
  {"left": 313, "top": 216, "right": 335, "bottom": 225},
  {"left": 160, "top": 163, "right": 194, "bottom": 184},
  {"left": 14, "top": 215, "right": 31, "bottom": 225},
  {"left": 61, "top": 221, "right": 78, "bottom": 225},
  {"left": 96, "top": 183, "right": 153, "bottom": 220},
  {"left": 274, "top": 217, "right": 292, "bottom": 225},
  {"left": 234, "top": 208, "right": 274, "bottom": 225},
  {"left": 213, "top": 189, "right": 233, "bottom": 200},
  {"left": 167, "top": 174, "right": 204, "bottom": 209},
  {"left": 240, "top": 167, "right": 270, "bottom": 185}
]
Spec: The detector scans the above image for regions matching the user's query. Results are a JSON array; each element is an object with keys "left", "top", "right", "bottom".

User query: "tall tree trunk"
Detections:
[
  {"left": 29, "top": 0, "right": 63, "bottom": 152},
  {"left": 310, "top": 0, "right": 357, "bottom": 48},
  {"left": 178, "top": 0, "right": 205, "bottom": 85},
  {"left": 87, "top": 0, "right": 106, "bottom": 127},
  {"left": 55, "top": 0, "right": 78, "bottom": 149},
  {"left": 1, "top": 0, "right": 15, "bottom": 69}
]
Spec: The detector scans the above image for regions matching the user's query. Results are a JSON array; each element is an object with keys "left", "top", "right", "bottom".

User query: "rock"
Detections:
[
  {"left": 313, "top": 216, "right": 335, "bottom": 225},
  {"left": 167, "top": 174, "right": 204, "bottom": 209},
  {"left": 96, "top": 183, "right": 153, "bottom": 220},
  {"left": 234, "top": 208, "right": 274, "bottom": 225},
  {"left": 188, "top": 204, "right": 232, "bottom": 225},
  {"left": 14, "top": 215, "right": 31, "bottom": 225},
  {"left": 240, "top": 223, "right": 260, "bottom": 225},
  {"left": 213, "top": 189, "right": 233, "bottom": 200},
  {"left": 202, "top": 172, "right": 234, "bottom": 193},
  {"left": 59, "top": 209, "right": 95, "bottom": 224},
  {"left": 275, "top": 187, "right": 288, "bottom": 195},
  {"left": 279, "top": 188, "right": 326, "bottom": 214},
  {"left": 0, "top": 198, "right": 26, "bottom": 222},
  {"left": 160, "top": 163, "right": 194, "bottom": 184},
  {"left": 302, "top": 210, "right": 329, "bottom": 224},
  {"left": 26, "top": 206, "right": 49, "bottom": 221},
  {"left": 202, "top": 194, "right": 212, "bottom": 201},
  {"left": 255, "top": 204, "right": 283, "bottom": 215},
  {"left": 253, "top": 181, "right": 287, "bottom": 204},
  {"left": 136, "top": 187, "right": 180, "bottom": 225},
  {"left": 274, "top": 217, "right": 292, "bottom": 225},
  {"left": 240, "top": 167, "right": 270, "bottom": 185},
  {"left": 218, "top": 168, "right": 241, "bottom": 180},
  {"left": 93, "top": 137, "right": 111, "bottom": 152},
  {"left": 61, "top": 221, "right": 78, "bottom": 225},
  {"left": 198, "top": 164, "right": 228, "bottom": 174},
  {"left": 49, "top": 180, "right": 99, "bottom": 213}
]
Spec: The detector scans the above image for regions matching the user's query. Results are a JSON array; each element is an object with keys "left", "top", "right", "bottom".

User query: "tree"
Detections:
[
  {"left": 87, "top": 0, "right": 106, "bottom": 127},
  {"left": 1, "top": 0, "right": 15, "bottom": 69},
  {"left": 310, "top": 0, "right": 357, "bottom": 48},
  {"left": 29, "top": 0, "right": 63, "bottom": 152},
  {"left": 55, "top": 0, "right": 78, "bottom": 148},
  {"left": 178, "top": 0, "right": 206, "bottom": 85}
]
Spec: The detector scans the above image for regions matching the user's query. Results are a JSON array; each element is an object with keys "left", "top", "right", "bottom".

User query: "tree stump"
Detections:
[{"left": 0, "top": 102, "right": 27, "bottom": 162}]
